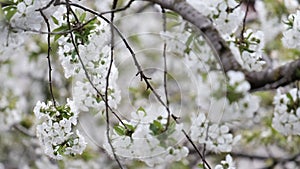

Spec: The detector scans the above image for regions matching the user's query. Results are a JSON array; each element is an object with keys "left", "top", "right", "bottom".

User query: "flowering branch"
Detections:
[
  {"left": 103, "top": 0, "right": 124, "bottom": 168},
  {"left": 144, "top": 0, "right": 300, "bottom": 91},
  {"left": 38, "top": 7, "right": 57, "bottom": 107},
  {"left": 247, "top": 59, "right": 300, "bottom": 92}
]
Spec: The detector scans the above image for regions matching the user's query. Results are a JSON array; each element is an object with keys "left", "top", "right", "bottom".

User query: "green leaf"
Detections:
[
  {"left": 51, "top": 16, "right": 59, "bottom": 25},
  {"left": 114, "top": 123, "right": 135, "bottom": 137},
  {"left": 286, "top": 92, "right": 294, "bottom": 102},
  {"left": 125, "top": 123, "right": 135, "bottom": 131},
  {"left": 114, "top": 125, "right": 125, "bottom": 136},
  {"left": 137, "top": 106, "right": 145, "bottom": 113},
  {"left": 150, "top": 120, "right": 164, "bottom": 135},
  {"left": 197, "top": 163, "right": 204, "bottom": 169},
  {"left": 54, "top": 34, "right": 62, "bottom": 42},
  {"left": 79, "top": 12, "right": 86, "bottom": 22},
  {"left": 3, "top": 5, "right": 17, "bottom": 20},
  {"left": 52, "top": 24, "right": 69, "bottom": 33},
  {"left": 226, "top": 85, "right": 244, "bottom": 104}
]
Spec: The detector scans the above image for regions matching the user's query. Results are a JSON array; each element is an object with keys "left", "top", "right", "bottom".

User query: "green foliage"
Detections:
[
  {"left": 52, "top": 12, "right": 100, "bottom": 44},
  {"left": 264, "top": 0, "right": 289, "bottom": 17},
  {"left": 165, "top": 11, "right": 182, "bottom": 29},
  {"left": 255, "top": 91, "right": 274, "bottom": 107},
  {"left": 114, "top": 123, "right": 135, "bottom": 137},
  {"left": 197, "top": 163, "right": 205, "bottom": 169},
  {"left": 150, "top": 118, "right": 177, "bottom": 147},
  {"left": 53, "top": 23, "right": 69, "bottom": 41},
  {"left": 149, "top": 119, "right": 165, "bottom": 135},
  {"left": 2, "top": 3, "right": 17, "bottom": 21},
  {"left": 226, "top": 85, "right": 244, "bottom": 104},
  {"left": 129, "top": 86, "right": 151, "bottom": 104},
  {"left": 20, "top": 116, "right": 33, "bottom": 129}
]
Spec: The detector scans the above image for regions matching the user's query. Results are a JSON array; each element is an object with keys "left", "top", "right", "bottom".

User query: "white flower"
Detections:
[
  {"left": 272, "top": 88, "right": 300, "bottom": 135},
  {"left": 104, "top": 105, "right": 188, "bottom": 167},
  {"left": 282, "top": 10, "right": 300, "bottom": 49},
  {"left": 34, "top": 99, "right": 86, "bottom": 159},
  {"left": 187, "top": 0, "right": 244, "bottom": 36},
  {"left": 191, "top": 113, "right": 241, "bottom": 153},
  {"left": 284, "top": 0, "right": 299, "bottom": 11},
  {"left": 215, "top": 154, "right": 236, "bottom": 169},
  {"left": 0, "top": 89, "right": 23, "bottom": 131}
]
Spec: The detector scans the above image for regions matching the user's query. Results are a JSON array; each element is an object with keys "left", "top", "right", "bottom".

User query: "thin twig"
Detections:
[
  {"left": 226, "top": 0, "right": 243, "bottom": 13},
  {"left": 12, "top": 124, "right": 35, "bottom": 137},
  {"left": 12, "top": 16, "right": 97, "bottom": 35},
  {"left": 36, "top": 0, "right": 55, "bottom": 11},
  {"left": 181, "top": 129, "right": 211, "bottom": 169},
  {"left": 103, "top": 0, "right": 124, "bottom": 168},
  {"left": 135, "top": 2, "right": 154, "bottom": 13},
  {"left": 39, "top": 9, "right": 57, "bottom": 107},
  {"left": 161, "top": 7, "right": 171, "bottom": 131},
  {"left": 240, "top": 0, "right": 249, "bottom": 41},
  {"left": 202, "top": 125, "right": 210, "bottom": 169},
  {"left": 100, "top": 0, "right": 134, "bottom": 15}
]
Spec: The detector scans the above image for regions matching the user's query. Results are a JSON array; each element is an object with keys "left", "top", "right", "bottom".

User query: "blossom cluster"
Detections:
[
  {"left": 58, "top": 24, "right": 121, "bottom": 112},
  {"left": 284, "top": 0, "right": 299, "bottom": 11},
  {"left": 186, "top": 1, "right": 265, "bottom": 71},
  {"left": 272, "top": 88, "right": 300, "bottom": 135},
  {"left": 10, "top": 0, "right": 62, "bottom": 31},
  {"left": 190, "top": 113, "right": 241, "bottom": 153},
  {"left": 34, "top": 99, "right": 86, "bottom": 159},
  {"left": 11, "top": 0, "right": 42, "bottom": 30},
  {"left": 214, "top": 154, "right": 236, "bottom": 169},
  {"left": 0, "top": 88, "right": 23, "bottom": 131},
  {"left": 230, "top": 29, "right": 266, "bottom": 71},
  {"left": 187, "top": 0, "right": 244, "bottom": 35},
  {"left": 282, "top": 10, "right": 300, "bottom": 49},
  {"left": 196, "top": 71, "right": 260, "bottom": 123},
  {"left": 104, "top": 106, "right": 188, "bottom": 167}
]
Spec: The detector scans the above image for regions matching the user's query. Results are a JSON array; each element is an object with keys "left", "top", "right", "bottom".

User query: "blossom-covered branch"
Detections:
[{"left": 145, "top": 0, "right": 300, "bottom": 91}]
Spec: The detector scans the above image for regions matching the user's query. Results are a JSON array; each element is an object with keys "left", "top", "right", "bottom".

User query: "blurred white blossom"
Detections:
[
  {"left": 214, "top": 154, "right": 236, "bottom": 169},
  {"left": 282, "top": 10, "right": 300, "bottom": 49},
  {"left": 187, "top": 0, "right": 244, "bottom": 35},
  {"left": 230, "top": 29, "right": 266, "bottom": 71},
  {"left": 190, "top": 113, "right": 241, "bottom": 153},
  {"left": 272, "top": 88, "right": 300, "bottom": 135},
  {"left": 104, "top": 105, "right": 188, "bottom": 167}
]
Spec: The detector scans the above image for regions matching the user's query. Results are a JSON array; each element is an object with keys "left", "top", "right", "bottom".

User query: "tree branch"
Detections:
[
  {"left": 143, "top": 0, "right": 241, "bottom": 72},
  {"left": 143, "top": 0, "right": 300, "bottom": 91},
  {"left": 247, "top": 59, "right": 300, "bottom": 92}
]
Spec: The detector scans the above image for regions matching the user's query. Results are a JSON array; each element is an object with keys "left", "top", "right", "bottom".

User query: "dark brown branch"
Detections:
[{"left": 247, "top": 59, "right": 300, "bottom": 92}]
